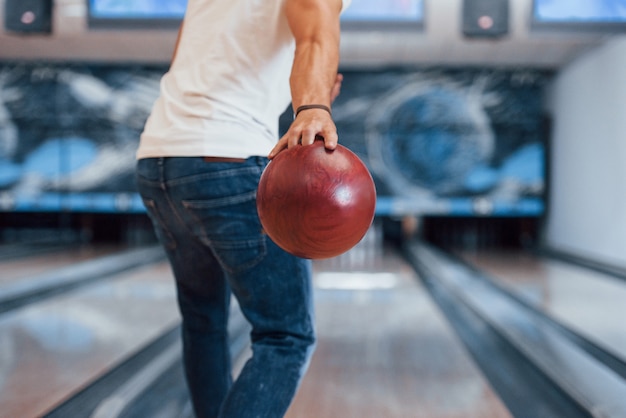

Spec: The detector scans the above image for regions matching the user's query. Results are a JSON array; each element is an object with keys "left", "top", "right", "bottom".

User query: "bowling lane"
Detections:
[
  {"left": 458, "top": 250, "right": 626, "bottom": 363},
  {"left": 0, "top": 261, "right": 179, "bottom": 418},
  {"left": 0, "top": 242, "right": 72, "bottom": 262},
  {"left": 284, "top": 226, "right": 512, "bottom": 418},
  {"left": 0, "top": 244, "right": 123, "bottom": 285}
]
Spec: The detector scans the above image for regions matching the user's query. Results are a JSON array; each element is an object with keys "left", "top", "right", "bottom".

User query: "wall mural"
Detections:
[
  {"left": 0, "top": 63, "right": 550, "bottom": 216},
  {"left": 283, "top": 68, "right": 550, "bottom": 216}
]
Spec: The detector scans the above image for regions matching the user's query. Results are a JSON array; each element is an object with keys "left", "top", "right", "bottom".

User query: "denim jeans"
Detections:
[{"left": 136, "top": 157, "right": 316, "bottom": 418}]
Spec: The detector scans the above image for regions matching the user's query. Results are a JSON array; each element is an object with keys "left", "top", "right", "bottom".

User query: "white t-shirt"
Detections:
[{"left": 137, "top": 0, "right": 350, "bottom": 160}]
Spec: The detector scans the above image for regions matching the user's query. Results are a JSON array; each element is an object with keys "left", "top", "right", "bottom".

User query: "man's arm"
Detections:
[{"left": 268, "top": 0, "right": 344, "bottom": 159}]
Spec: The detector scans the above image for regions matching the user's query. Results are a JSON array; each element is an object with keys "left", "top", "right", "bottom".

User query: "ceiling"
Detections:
[{"left": 0, "top": 0, "right": 621, "bottom": 69}]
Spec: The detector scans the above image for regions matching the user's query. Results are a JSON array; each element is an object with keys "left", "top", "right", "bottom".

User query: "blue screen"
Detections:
[
  {"left": 89, "top": 0, "right": 187, "bottom": 18},
  {"left": 341, "top": 0, "right": 423, "bottom": 22},
  {"left": 88, "top": 0, "right": 424, "bottom": 23},
  {"left": 534, "top": 0, "right": 626, "bottom": 22}
]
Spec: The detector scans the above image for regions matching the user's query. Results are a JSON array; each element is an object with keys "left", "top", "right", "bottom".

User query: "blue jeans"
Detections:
[{"left": 136, "top": 157, "right": 316, "bottom": 418}]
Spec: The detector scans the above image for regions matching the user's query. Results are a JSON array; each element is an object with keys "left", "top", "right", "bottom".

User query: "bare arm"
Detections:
[{"left": 268, "top": 0, "right": 344, "bottom": 158}]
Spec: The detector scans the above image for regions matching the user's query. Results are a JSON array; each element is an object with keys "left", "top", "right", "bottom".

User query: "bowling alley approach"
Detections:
[{"left": 1, "top": 0, "right": 626, "bottom": 417}]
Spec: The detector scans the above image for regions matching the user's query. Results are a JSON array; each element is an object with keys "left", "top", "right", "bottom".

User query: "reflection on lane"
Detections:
[
  {"left": 0, "top": 262, "right": 178, "bottom": 418},
  {"left": 0, "top": 244, "right": 123, "bottom": 284},
  {"left": 459, "top": 250, "right": 626, "bottom": 363},
  {"left": 286, "top": 229, "right": 512, "bottom": 418}
]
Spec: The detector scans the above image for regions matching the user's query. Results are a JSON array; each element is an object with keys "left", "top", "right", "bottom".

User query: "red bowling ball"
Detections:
[{"left": 257, "top": 140, "right": 376, "bottom": 259}]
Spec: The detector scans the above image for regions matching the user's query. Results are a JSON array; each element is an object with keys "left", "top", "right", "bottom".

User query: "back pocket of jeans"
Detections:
[{"left": 182, "top": 192, "right": 266, "bottom": 274}]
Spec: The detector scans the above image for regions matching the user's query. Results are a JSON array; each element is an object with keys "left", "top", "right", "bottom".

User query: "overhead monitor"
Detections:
[
  {"left": 341, "top": 0, "right": 424, "bottom": 29},
  {"left": 87, "top": 0, "right": 425, "bottom": 30},
  {"left": 532, "top": 0, "right": 626, "bottom": 31},
  {"left": 88, "top": 0, "right": 187, "bottom": 29}
]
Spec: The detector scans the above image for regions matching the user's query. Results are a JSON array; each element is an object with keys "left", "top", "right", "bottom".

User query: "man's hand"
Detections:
[
  {"left": 268, "top": 107, "right": 338, "bottom": 159},
  {"left": 269, "top": 72, "right": 343, "bottom": 159}
]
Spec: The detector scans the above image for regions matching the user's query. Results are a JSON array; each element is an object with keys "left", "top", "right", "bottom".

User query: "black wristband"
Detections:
[{"left": 294, "top": 104, "right": 332, "bottom": 119}]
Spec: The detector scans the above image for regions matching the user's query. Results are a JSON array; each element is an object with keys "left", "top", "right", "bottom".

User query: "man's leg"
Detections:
[
  {"left": 137, "top": 156, "right": 316, "bottom": 417},
  {"left": 219, "top": 241, "right": 315, "bottom": 418},
  {"left": 136, "top": 157, "right": 234, "bottom": 418}
]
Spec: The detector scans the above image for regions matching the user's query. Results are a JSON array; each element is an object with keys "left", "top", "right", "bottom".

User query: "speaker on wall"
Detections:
[
  {"left": 4, "top": 0, "right": 52, "bottom": 34},
  {"left": 462, "top": 0, "right": 509, "bottom": 38}
]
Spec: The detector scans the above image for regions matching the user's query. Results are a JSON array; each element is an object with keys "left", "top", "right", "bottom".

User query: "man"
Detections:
[{"left": 135, "top": 0, "right": 350, "bottom": 416}]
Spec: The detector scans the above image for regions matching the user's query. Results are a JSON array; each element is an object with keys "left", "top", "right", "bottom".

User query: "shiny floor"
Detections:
[
  {"left": 0, "top": 245, "right": 121, "bottom": 285},
  {"left": 286, "top": 239, "right": 511, "bottom": 418},
  {"left": 0, "top": 258, "right": 179, "bottom": 418},
  {"left": 1, "top": 230, "right": 625, "bottom": 417},
  {"left": 459, "top": 250, "right": 626, "bottom": 364}
]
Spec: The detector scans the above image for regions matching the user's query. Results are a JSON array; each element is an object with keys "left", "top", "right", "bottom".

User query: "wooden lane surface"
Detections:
[
  {"left": 0, "top": 262, "right": 178, "bottom": 418},
  {"left": 283, "top": 244, "right": 512, "bottom": 418},
  {"left": 0, "top": 244, "right": 123, "bottom": 284},
  {"left": 458, "top": 249, "right": 626, "bottom": 363}
]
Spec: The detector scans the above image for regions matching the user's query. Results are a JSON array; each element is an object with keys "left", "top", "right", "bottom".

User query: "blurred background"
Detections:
[
  {"left": 2, "top": 0, "right": 624, "bottom": 260},
  {"left": 0, "top": 0, "right": 626, "bottom": 417}
]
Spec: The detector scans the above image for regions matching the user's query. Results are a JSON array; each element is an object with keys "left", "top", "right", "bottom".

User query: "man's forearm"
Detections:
[
  {"left": 290, "top": 38, "right": 339, "bottom": 109},
  {"left": 286, "top": 0, "right": 342, "bottom": 110}
]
